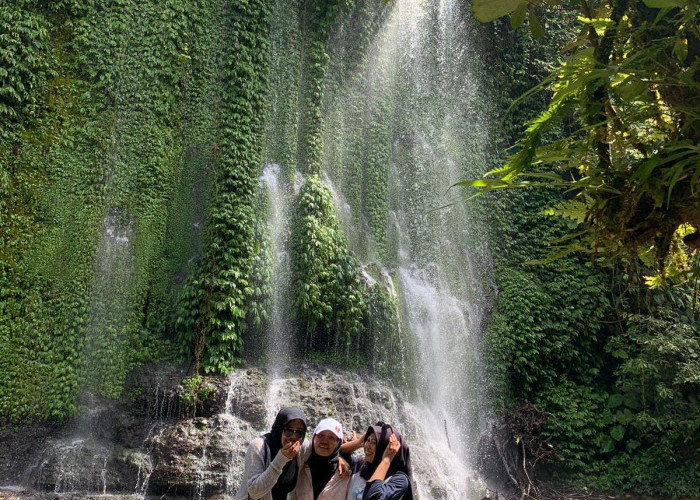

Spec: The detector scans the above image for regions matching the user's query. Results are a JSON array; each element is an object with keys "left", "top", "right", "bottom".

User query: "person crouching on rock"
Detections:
[
  {"left": 235, "top": 406, "right": 309, "bottom": 500},
  {"left": 340, "top": 423, "right": 413, "bottom": 500},
  {"left": 291, "top": 417, "right": 351, "bottom": 500}
]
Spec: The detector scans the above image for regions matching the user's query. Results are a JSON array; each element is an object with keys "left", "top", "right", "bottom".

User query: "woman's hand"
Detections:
[
  {"left": 367, "top": 434, "right": 401, "bottom": 483},
  {"left": 338, "top": 456, "right": 351, "bottom": 478},
  {"left": 382, "top": 434, "right": 401, "bottom": 461},
  {"left": 281, "top": 440, "right": 301, "bottom": 459},
  {"left": 339, "top": 429, "right": 366, "bottom": 454}
]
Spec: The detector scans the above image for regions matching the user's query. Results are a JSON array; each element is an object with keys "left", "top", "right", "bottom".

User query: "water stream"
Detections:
[
  {"left": 259, "top": 165, "right": 295, "bottom": 375},
  {"left": 317, "top": 0, "right": 497, "bottom": 496}
]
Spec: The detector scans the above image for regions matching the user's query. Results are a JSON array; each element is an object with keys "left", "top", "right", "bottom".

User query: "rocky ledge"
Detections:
[{"left": 0, "top": 363, "right": 500, "bottom": 499}]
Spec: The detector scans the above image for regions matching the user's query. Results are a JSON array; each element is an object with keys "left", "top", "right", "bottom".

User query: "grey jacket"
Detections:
[{"left": 235, "top": 437, "right": 311, "bottom": 500}]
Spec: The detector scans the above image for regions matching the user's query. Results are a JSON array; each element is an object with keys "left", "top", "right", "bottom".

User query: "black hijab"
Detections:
[
  {"left": 360, "top": 422, "right": 414, "bottom": 500},
  {"left": 262, "top": 407, "right": 307, "bottom": 500},
  {"left": 306, "top": 433, "right": 341, "bottom": 499}
]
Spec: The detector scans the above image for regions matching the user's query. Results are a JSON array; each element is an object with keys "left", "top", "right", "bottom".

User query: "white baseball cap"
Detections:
[{"left": 313, "top": 418, "right": 343, "bottom": 440}]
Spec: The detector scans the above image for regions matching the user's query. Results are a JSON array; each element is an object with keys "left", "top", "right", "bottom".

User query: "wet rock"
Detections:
[
  {"left": 121, "top": 363, "right": 183, "bottom": 419},
  {"left": 0, "top": 424, "right": 53, "bottom": 485},
  {"left": 224, "top": 369, "right": 268, "bottom": 427},
  {"left": 147, "top": 414, "right": 256, "bottom": 496},
  {"left": 27, "top": 437, "right": 132, "bottom": 492}
]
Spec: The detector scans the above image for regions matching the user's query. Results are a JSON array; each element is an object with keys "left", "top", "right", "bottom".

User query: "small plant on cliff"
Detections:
[{"left": 179, "top": 375, "right": 213, "bottom": 418}]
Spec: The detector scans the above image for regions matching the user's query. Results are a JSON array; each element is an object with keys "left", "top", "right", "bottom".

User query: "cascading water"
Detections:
[
  {"left": 30, "top": 213, "right": 136, "bottom": 494},
  {"left": 259, "top": 165, "right": 296, "bottom": 375},
  {"left": 318, "top": 0, "right": 498, "bottom": 496},
  {"left": 322, "top": 171, "right": 355, "bottom": 243},
  {"left": 265, "top": 377, "right": 297, "bottom": 427},
  {"left": 224, "top": 373, "right": 246, "bottom": 498}
]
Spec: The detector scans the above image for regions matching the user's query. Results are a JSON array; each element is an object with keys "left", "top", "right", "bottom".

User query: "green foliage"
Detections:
[
  {"left": 468, "top": 0, "right": 700, "bottom": 274},
  {"left": 244, "top": 189, "right": 273, "bottom": 351},
  {"left": 599, "top": 311, "right": 700, "bottom": 496},
  {"left": 0, "top": 0, "right": 231, "bottom": 421},
  {"left": 362, "top": 98, "right": 391, "bottom": 258},
  {"left": 264, "top": 0, "right": 302, "bottom": 179},
  {"left": 179, "top": 375, "right": 214, "bottom": 417},
  {"left": 483, "top": 7, "right": 700, "bottom": 495},
  {"left": 298, "top": 0, "right": 355, "bottom": 176},
  {"left": 485, "top": 260, "right": 609, "bottom": 402},
  {"left": 362, "top": 275, "right": 415, "bottom": 390},
  {"left": 0, "top": 4, "right": 52, "bottom": 140},
  {"left": 535, "top": 381, "right": 613, "bottom": 468},
  {"left": 176, "top": 0, "right": 272, "bottom": 375},
  {"left": 532, "top": 305, "right": 700, "bottom": 496},
  {"left": 290, "top": 175, "right": 365, "bottom": 354}
]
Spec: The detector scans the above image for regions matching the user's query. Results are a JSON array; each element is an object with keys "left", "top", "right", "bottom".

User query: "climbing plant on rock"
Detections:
[
  {"left": 290, "top": 175, "right": 365, "bottom": 355},
  {"left": 0, "top": 0, "right": 204, "bottom": 420},
  {"left": 298, "top": 0, "right": 354, "bottom": 176},
  {"left": 290, "top": 0, "right": 367, "bottom": 360},
  {"left": 177, "top": 0, "right": 272, "bottom": 375},
  {"left": 264, "top": 0, "right": 302, "bottom": 181}
]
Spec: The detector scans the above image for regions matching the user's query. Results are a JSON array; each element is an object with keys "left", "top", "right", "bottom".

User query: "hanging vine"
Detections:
[{"left": 176, "top": 0, "right": 272, "bottom": 375}]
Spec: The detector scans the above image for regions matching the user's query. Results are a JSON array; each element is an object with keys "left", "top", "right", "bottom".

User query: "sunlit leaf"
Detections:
[
  {"left": 542, "top": 199, "right": 588, "bottom": 223},
  {"left": 673, "top": 38, "right": 688, "bottom": 62}
]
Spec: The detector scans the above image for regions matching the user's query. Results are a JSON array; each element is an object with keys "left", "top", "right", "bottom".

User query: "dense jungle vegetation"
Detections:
[
  {"left": 0, "top": 0, "right": 698, "bottom": 498},
  {"left": 477, "top": 0, "right": 699, "bottom": 497}
]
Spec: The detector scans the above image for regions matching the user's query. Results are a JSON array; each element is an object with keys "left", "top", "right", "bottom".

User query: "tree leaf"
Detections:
[
  {"left": 528, "top": 7, "right": 546, "bottom": 39},
  {"left": 673, "top": 38, "right": 688, "bottom": 62},
  {"left": 608, "top": 393, "right": 624, "bottom": 408},
  {"left": 511, "top": 2, "right": 527, "bottom": 28},
  {"left": 610, "top": 425, "right": 625, "bottom": 441},
  {"left": 471, "top": 0, "right": 523, "bottom": 22}
]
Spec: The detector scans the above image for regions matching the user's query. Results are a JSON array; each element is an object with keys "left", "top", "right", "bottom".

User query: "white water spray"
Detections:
[{"left": 259, "top": 165, "right": 295, "bottom": 375}]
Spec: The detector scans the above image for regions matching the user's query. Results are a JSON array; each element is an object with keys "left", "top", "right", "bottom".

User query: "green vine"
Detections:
[
  {"left": 176, "top": 0, "right": 272, "bottom": 375},
  {"left": 290, "top": 175, "right": 365, "bottom": 355}
]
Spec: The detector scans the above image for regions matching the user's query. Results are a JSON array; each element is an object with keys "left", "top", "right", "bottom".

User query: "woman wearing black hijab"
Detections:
[
  {"left": 235, "top": 407, "right": 310, "bottom": 500},
  {"left": 342, "top": 423, "right": 413, "bottom": 500}
]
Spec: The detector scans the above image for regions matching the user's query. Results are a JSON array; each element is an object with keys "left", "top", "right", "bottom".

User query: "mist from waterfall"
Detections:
[{"left": 259, "top": 165, "right": 296, "bottom": 376}]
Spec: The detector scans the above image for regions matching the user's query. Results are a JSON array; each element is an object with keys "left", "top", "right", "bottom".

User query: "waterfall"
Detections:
[
  {"left": 32, "top": 212, "right": 137, "bottom": 495},
  {"left": 318, "top": 0, "right": 497, "bottom": 496},
  {"left": 2, "top": 1, "right": 503, "bottom": 497},
  {"left": 259, "top": 165, "right": 295, "bottom": 375}
]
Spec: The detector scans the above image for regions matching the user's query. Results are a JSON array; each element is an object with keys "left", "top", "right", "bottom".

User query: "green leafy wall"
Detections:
[
  {"left": 0, "top": 0, "right": 203, "bottom": 420},
  {"left": 176, "top": 0, "right": 272, "bottom": 375},
  {"left": 0, "top": 0, "right": 415, "bottom": 421}
]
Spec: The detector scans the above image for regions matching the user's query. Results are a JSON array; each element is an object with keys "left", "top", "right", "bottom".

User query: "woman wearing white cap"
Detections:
[{"left": 291, "top": 417, "right": 351, "bottom": 500}]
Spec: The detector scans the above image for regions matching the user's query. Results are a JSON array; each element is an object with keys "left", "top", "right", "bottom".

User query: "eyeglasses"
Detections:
[{"left": 283, "top": 428, "right": 305, "bottom": 438}]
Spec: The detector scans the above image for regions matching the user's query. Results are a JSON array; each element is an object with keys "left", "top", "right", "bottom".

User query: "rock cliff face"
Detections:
[{"left": 0, "top": 363, "right": 494, "bottom": 499}]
